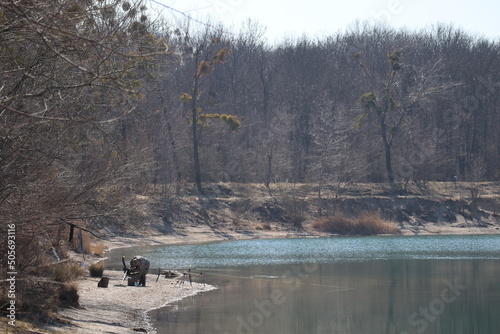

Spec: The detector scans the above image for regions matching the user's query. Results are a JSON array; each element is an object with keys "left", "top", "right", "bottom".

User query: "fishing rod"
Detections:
[
  {"left": 155, "top": 267, "right": 205, "bottom": 287},
  {"left": 121, "top": 256, "right": 129, "bottom": 284}
]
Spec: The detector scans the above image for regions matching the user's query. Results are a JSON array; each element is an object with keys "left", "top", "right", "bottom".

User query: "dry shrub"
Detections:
[
  {"left": 90, "top": 242, "right": 105, "bottom": 257},
  {"left": 53, "top": 263, "right": 84, "bottom": 282},
  {"left": 89, "top": 261, "right": 104, "bottom": 277},
  {"left": 11, "top": 232, "right": 51, "bottom": 276},
  {"left": 13, "top": 280, "right": 80, "bottom": 321},
  {"left": 58, "top": 283, "right": 79, "bottom": 307},
  {"left": 312, "top": 212, "right": 399, "bottom": 235},
  {"left": 16, "top": 279, "right": 77, "bottom": 316},
  {"left": 277, "top": 186, "right": 307, "bottom": 228},
  {"left": 17, "top": 279, "right": 60, "bottom": 314},
  {"left": 255, "top": 222, "right": 271, "bottom": 230}
]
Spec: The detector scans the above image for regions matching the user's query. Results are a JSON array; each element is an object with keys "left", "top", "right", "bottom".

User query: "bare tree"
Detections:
[
  {"left": 0, "top": 0, "right": 167, "bottom": 316},
  {"left": 356, "top": 48, "right": 446, "bottom": 190},
  {"left": 177, "top": 23, "right": 239, "bottom": 194},
  {"left": 312, "top": 98, "right": 365, "bottom": 198}
]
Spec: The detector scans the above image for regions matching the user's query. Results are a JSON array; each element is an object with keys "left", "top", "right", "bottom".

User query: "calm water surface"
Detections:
[{"left": 107, "top": 235, "right": 500, "bottom": 334}]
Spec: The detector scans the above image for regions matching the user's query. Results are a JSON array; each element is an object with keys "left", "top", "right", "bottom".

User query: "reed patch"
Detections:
[{"left": 312, "top": 212, "right": 399, "bottom": 235}]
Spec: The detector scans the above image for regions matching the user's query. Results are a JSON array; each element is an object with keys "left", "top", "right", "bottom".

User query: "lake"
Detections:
[{"left": 107, "top": 235, "right": 500, "bottom": 334}]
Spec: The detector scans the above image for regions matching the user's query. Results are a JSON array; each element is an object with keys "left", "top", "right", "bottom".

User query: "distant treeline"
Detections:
[{"left": 141, "top": 19, "right": 500, "bottom": 189}]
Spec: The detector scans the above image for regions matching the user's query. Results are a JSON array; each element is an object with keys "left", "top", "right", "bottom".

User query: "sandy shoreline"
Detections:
[
  {"left": 38, "top": 222, "right": 499, "bottom": 334},
  {"left": 36, "top": 226, "right": 290, "bottom": 334},
  {"left": 43, "top": 270, "right": 215, "bottom": 334},
  {"left": 41, "top": 226, "right": 291, "bottom": 334}
]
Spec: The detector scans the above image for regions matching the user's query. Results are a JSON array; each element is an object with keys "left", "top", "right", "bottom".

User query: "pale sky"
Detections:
[{"left": 150, "top": 0, "right": 500, "bottom": 42}]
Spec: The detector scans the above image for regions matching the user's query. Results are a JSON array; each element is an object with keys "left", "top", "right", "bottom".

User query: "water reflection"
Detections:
[{"left": 150, "top": 259, "right": 500, "bottom": 334}]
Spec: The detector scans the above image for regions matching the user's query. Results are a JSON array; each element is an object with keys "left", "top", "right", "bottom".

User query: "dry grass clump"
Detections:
[
  {"left": 255, "top": 222, "right": 271, "bottom": 230},
  {"left": 53, "top": 263, "right": 84, "bottom": 282},
  {"left": 90, "top": 242, "right": 105, "bottom": 257},
  {"left": 58, "top": 283, "right": 80, "bottom": 307},
  {"left": 312, "top": 212, "right": 399, "bottom": 235},
  {"left": 89, "top": 261, "right": 105, "bottom": 278}
]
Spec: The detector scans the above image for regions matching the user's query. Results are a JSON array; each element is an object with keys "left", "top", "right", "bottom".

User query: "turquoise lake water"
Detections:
[{"left": 107, "top": 235, "right": 500, "bottom": 334}]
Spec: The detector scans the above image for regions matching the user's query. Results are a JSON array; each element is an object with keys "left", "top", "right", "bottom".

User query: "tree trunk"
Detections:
[
  {"left": 379, "top": 115, "right": 396, "bottom": 191},
  {"left": 68, "top": 224, "right": 74, "bottom": 243},
  {"left": 265, "top": 148, "right": 273, "bottom": 188},
  {"left": 191, "top": 55, "right": 205, "bottom": 196},
  {"left": 192, "top": 105, "right": 204, "bottom": 195},
  {"left": 384, "top": 141, "right": 395, "bottom": 191}
]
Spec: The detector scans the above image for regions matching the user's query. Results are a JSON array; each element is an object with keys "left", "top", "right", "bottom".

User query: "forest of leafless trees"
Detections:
[{"left": 0, "top": 0, "right": 499, "bottom": 320}]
